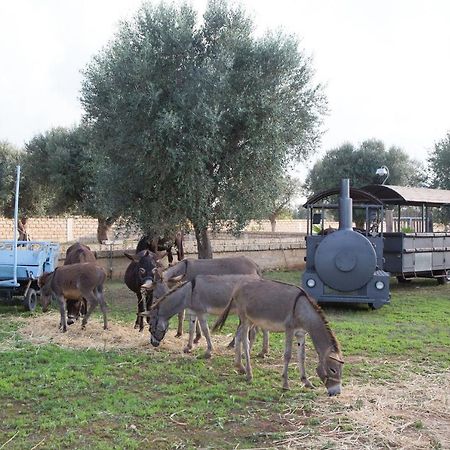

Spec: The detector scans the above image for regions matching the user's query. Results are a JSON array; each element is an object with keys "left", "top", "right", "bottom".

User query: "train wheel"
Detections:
[{"left": 24, "top": 288, "right": 37, "bottom": 312}]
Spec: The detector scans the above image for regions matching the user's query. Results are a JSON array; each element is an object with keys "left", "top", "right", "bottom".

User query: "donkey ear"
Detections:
[
  {"left": 329, "top": 354, "right": 344, "bottom": 364},
  {"left": 124, "top": 252, "right": 139, "bottom": 262},
  {"left": 168, "top": 274, "right": 184, "bottom": 283}
]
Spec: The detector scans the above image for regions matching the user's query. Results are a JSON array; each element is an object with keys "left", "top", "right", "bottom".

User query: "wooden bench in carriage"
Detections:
[{"left": 0, "top": 240, "right": 60, "bottom": 311}]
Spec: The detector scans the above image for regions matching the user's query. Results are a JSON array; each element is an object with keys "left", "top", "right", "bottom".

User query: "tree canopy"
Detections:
[
  {"left": 304, "top": 139, "right": 425, "bottom": 196},
  {"left": 0, "top": 141, "right": 22, "bottom": 216},
  {"left": 21, "top": 126, "right": 100, "bottom": 218},
  {"left": 428, "top": 132, "right": 450, "bottom": 189},
  {"left": 428, "top": 131, "right": 450, "bottom": 225},
  {"left": 81, "top": 0, "right": 325, "bottom": 256}
]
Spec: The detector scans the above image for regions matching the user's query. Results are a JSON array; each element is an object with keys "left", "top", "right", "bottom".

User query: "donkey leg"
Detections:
[
  {"left": 258, "top": 330, "right": 270, "bottom": 358},
  {"left": 96, "top": 287, "right": 108, "bottom": 330},
  {"left": 183, "top": 313, "right": 196, "bottom": 353},
  {"left": 81, "top": 294, "right": 98, "bottom": 330},
  {"left": 135, "top": 291, "right": 145, "bottom": 331},
  {"left": 175, "top": 309, "right": 184, "bottom": 338},
  {"left": 228, "top": 318, "right": 241, "bottom": 348},
  {"left": 193, "top": 320, "right": 202, "bottom": 344},
  {"left": 58, "top": 296, "right": 68, "bottom": 333},
  {"left": 234, "top": 324, "right": 245, "bottom": 374},
  {"left": 282, "top": 329, "right": 294, "bottom": 390},
  {"left": 241, "top": 322, "right": 253, "bottom": 382},
  {"left": 197, "top": 314, "right": 213, "bottom": 359},
  {"left": 295, "top": 330, "right": 313, "bottom": 388}
]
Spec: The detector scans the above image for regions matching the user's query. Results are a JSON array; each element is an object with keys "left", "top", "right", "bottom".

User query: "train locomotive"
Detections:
[{"left": 302, "top": 179, "right": 390, "bottom": 309}]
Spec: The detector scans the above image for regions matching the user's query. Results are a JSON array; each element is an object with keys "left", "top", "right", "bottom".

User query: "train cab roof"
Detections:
[
  {"left": 361, "top": 184, "right": 450, "bottom": 207},
  {"left": 304, "top": 184, "right": 450, "bottom": 208}
]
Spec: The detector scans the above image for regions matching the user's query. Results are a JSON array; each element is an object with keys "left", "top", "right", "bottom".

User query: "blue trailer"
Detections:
[
  {"left": 0, "top": 166, "right": 60, "bottom": 310},
  {"left": 0, "top": 240, "right": 60, "bottom": 310}
]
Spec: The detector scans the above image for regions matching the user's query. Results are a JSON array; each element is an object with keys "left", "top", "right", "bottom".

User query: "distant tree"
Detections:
[
  {"left": 304, "top": 139, "right": 425, "bottom": 195},
  {"left": 0, "top": 141, "right": 22, "bottom": 216},
  {"left": 81, "top": 0, "right": 325, "bottom": 258},
  {"left": 304, "top": 139, "right": 426, "bottom": 227},
  {"left": 22, "top": 126, "right": 117, "bottom": 241},
  {"left": 428, "top": 132, "right": 450, "bottom": 189},
  {"left": 266, "top": 175, "right": 301, "bottom": 232},
  {"left": 428, "top": 131, "right": 450, "bottom": 226}
]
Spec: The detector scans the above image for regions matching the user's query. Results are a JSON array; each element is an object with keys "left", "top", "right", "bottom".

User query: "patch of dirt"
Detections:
[{"left": 14, "top": 313, "right": 236, "bottom": 355}]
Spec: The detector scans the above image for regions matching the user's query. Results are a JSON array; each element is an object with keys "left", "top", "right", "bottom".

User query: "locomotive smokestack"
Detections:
[{"left": 339, "top": 179, "right": 353, "bottom": 230}]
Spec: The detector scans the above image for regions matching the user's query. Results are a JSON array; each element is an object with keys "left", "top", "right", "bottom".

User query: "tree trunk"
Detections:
[
  {"left": 269, "top": 214, "right": 277, "bottom": 232},
  {"left": 194, "top": 225, "right": 213, "bottom": 259},
  {"left": 97, "top": 217, "right": 115, "bottom": 244}
]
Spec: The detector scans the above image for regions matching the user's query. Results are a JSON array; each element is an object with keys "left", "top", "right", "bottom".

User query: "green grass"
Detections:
[{"left": 0, "top": 271, "right": 448, "bottom": 449}]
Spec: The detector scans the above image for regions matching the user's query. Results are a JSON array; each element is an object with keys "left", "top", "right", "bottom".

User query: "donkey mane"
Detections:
[
  {"left": 302, "top": 291, "right": 341, "bottom": 355},
  {"left": 267, "top": 279, "right": 341, "bottom": 354}
]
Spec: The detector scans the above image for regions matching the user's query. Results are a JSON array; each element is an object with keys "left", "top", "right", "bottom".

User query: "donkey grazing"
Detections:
[
  {"left": 141, "top": 269, "right": 266, "bottom": 358},
  {"left": 64, "top": 243, "right": 97, "bottom": 325},
  {"left": 213, "top": 279, "right": 344, "bottom": 396},
  {"left": 38, "top": 263, "right": 108, "bottom": 333},
  {"left": 160, "top": 256, "right": 262, "bottom": 343}
]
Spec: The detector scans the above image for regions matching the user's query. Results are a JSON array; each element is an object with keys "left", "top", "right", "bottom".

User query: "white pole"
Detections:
[{"left": 12, "top": 165, "right": 21, "bottom": 286}]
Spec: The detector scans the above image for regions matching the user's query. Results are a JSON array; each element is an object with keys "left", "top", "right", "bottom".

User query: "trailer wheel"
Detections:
[
  {"left": 24, "top": 288, "right": 38, "bottom": 311},
  {"left": 437, "top": 273, "right": 450, "bottom": 285}
]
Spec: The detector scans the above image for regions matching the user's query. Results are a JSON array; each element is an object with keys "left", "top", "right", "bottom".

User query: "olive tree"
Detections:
[
  {"left": 21, "top": 126, "right": 117, "bottom": 241},
  {"left": 81, "top": 0, "right": 325, "bottom": 257},
  {"left": 305, "top": 139, "right": 425, "bottom": 195}
]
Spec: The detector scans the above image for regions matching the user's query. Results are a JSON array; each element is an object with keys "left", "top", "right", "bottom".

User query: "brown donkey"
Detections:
[
  {"left": 213, "top": 279, "right": 343, "bottom": 396},
  {"left": 38, "top": 263, "right": 108, "bottom": 333}
]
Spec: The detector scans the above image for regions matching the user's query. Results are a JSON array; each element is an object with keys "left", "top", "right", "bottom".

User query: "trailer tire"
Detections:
[{"left": 24, "top": 288, "right": 38, "bottom": 311}]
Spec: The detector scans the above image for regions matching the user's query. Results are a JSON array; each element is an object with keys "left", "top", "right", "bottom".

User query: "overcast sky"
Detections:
[{"left": 1, "top": 0, "right": 449, "bottom": 172}]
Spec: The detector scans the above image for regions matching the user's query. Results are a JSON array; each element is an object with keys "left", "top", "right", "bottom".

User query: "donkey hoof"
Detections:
[
  {"left": 282, "top": 384, "right": 290, "bottom": 391},
  {"left": 235, "top": 365, "right": 246, "bottom": 374},
  {"left": 302, "top": 379, "right": 314, "bottom": 389},
  {"left": 257, "top": 352, "right": 268, "bottom": 358},
  {"left": 193, "top": 336, "right": 202, "bottom": 344},
  {"left": 175, "top": 333, "right": 182, "bottom": 338},
  {"left": 202, "top": 352, "right": 212, "bottom": 359},
  {"left": 183, "top": 346, "right": 192, "bottom": 354},
  {"left": 246, "top": 375, "right": 253, "bottom": 383}
]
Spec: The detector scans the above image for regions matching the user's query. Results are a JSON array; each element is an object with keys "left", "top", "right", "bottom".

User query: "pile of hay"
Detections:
[
  {"left": 14, "top": 312, "right": 235, "bottom": 355},
  {"left": 275, "top": 362, "right": 450, "bottom": 449}
]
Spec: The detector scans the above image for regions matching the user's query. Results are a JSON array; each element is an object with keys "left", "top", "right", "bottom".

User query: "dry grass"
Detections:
[
  {"left": 274, "top": 363, "right": 450, "bottom": 450},
  {"left": 13, "top": 312, "right": 235, "bottom": 356}
]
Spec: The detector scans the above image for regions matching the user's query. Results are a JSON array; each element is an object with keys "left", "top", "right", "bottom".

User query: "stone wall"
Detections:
[
  {"left": 0, "top": 216, "right": 310, "bottom": 242},
  {"left": 57, "top": 232, "right": 307, "bottom": 280}
]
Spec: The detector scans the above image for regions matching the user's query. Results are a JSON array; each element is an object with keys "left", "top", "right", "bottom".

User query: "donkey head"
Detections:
[
  {"left": 37, "top": 272, "right": 53, "bottom": 312},
  {"left": 147, "top": 306, "right": 169, "bottom": 347},
  {"left": 316, "top": 351, "right": 344, "bottom": 396}
]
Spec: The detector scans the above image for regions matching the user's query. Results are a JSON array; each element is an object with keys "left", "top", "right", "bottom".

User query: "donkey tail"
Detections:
[{"left": 212, "top": 297, "right": 234, "bottom": 332}]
